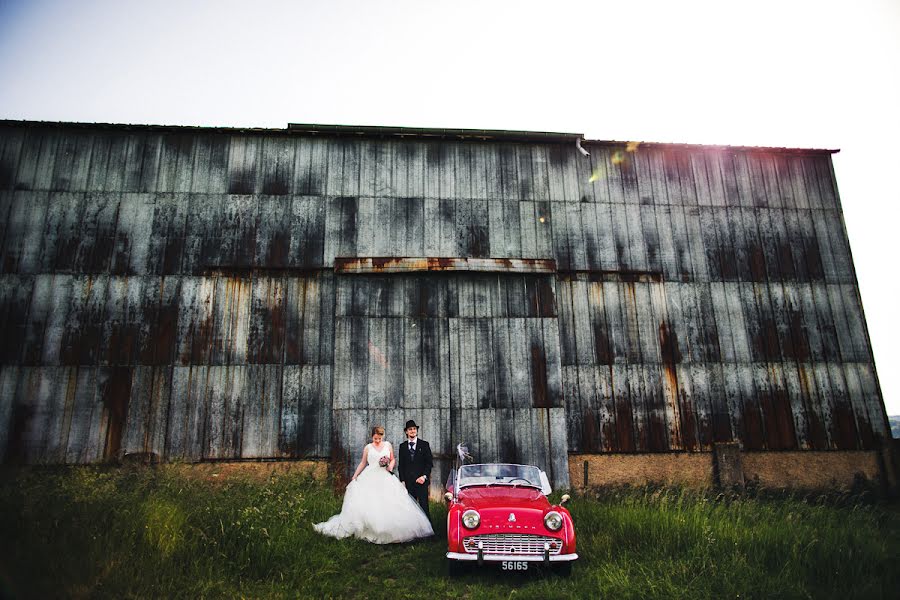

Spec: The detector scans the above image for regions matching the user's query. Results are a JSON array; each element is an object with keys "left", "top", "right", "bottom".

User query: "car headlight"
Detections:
[
  {"left": 462, "top": 509, "right": 480, "bottom": 529},
  {"left": 544, "top": 511, "right": 563, "bottom": 531}
]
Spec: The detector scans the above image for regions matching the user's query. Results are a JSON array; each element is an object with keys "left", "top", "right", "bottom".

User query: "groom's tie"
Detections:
[{"left": 409, "top": 443, "right": 415, "bottom": 459}]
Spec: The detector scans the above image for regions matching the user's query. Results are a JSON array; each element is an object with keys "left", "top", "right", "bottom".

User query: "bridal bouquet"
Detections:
[{"left": 379, "top": 456, "right": 390, "bottom": 468}]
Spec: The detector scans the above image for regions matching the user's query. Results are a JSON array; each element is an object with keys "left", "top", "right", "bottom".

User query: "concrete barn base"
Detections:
[{"left": 570, "top": 448, "right": 893, "bottom": 492}]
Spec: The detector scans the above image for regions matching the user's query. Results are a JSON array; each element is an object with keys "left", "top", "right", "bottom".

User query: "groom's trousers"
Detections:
[{"left": 406, "top": 481, "right": 430, "bottom": 518}]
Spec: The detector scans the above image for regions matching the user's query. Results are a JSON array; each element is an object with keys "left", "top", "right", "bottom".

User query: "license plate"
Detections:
[{"left": 501, "top": 561, "right": 528, "bottom": 571}]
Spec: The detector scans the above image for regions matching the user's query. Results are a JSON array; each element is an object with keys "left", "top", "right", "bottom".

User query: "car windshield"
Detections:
[{"left": 458, "top": 464, "right": 543, "bottom": 489}]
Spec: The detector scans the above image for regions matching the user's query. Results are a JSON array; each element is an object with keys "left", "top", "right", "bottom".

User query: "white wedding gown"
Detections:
[{"left": 313, "top": 442, "right": 434, "bottom": 544}]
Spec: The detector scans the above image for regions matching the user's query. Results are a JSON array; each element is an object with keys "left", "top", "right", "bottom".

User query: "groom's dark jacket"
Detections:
[
  {"left": 398, "top": 438, "right": 433, "bottom": 516},
  {"left": 398, "top": 438, "right": 433, "bottom": 485}
]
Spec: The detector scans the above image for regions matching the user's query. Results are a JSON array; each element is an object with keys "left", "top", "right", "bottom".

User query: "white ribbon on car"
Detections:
[{"left": 456, "top": 443, "right": 472, "bottom": 464}]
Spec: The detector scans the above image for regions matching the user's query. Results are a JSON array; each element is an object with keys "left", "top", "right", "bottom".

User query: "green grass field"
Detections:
[{"left": 0, "top": 466, "right": 897, "bottom": 599}]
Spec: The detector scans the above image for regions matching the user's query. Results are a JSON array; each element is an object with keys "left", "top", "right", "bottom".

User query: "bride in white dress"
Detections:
[{"left": 313, "top": 426, "right": 434, "bottom": 544}]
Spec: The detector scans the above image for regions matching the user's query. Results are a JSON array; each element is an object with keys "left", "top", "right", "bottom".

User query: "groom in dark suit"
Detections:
[{"left": 398, "top": 419, "right": 432, "bottom": 518}]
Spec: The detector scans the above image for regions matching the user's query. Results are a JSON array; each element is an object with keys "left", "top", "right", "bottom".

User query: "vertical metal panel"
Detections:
[
  {"left": 241, "top": 365, "right": 281, "bottom": 458},
  {"left": 29, "top": 130, "right": 61, "bottom": 192},
  {"left": 121, "top": 366, "right": 170, "bottom": 458},
  {"left": 841, "top": 363, "right": 874, "bottom": 449},
  {"left": 0, "top": 192, "right": 13, "bottom": 262},
  {"left": 324, "top": 138, "right": 345, "bottom": 197},
  {"left": 812, "top": 209, "right": 839, "bottom": 283},
  {"left": 226, "top": 135, "right": 260, "bottom": 195},
  {"left": 0, "top": 366, "right": 20, "bottom": 462},
  {"left": 64, "top": 368, "right": 109, "bottom": 464},
  {"left": 517, "top": 201, "right": 538, "bottom": 259},
  {"left": 1, "top": 192, "right": 46, "bottom": 273},
  {"left": 825, "top": 211, "right": 853, "bottom": 282},
  {"left": 0, "top": 127, "right": 26, "bottom": 190},
  {"left": 14, "top": 129, "right": 45, "bottom": 192},
  {"left": 328, "top": 195, "right": 358, "bottom": 263},
  {"left": 721, "top": 364, "right": 744, "bottom": 449},
  {"left": 626, "top": 204, "right": 648, "bottom": 271},
  {"left": 0, "top": 275, "right": 32, "bottom": 364},
  {"left": 689, "top": 363, "right": 713, "bottom": 450},
  {"left": 826, "top": 363, "right": 858, "bottom": 450},
  {"left": 856, "top": 362, "right": 888, "bottom": 439}
]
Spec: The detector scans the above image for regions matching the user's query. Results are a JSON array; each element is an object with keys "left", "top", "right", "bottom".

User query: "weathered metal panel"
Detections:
[
  {"left": 0, "top": 123, "right": 887, "bottom": 465},
  {"left": 856, "top": 362, "right": 889, "bottom": 439},
  {"left": 0, "top": 127, "right": 26, "bottom": 190},
  {"left": 0, "top": 366, "right": 20, "bottom": 462},
  {"left": 13, "top": 129, "right": 44, "bottom": 192}
]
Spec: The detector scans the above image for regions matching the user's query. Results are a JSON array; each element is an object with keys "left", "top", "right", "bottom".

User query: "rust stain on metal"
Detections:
[
  {"left": 647, "top": 412, "right": 668, "bottom": 452},
  {"left": 658, "top": 322, "right": 682, "bottom": 450},
  {"left": 537, "top": 278, "right": 556, "bottom": 316},
  {"left": 581, "top": 407, "right": 601, "bottom": 453},
  {"left": 102, "top": 367, "right": 131, "bottom": 460},
  {"left": 798, "top": 366, "right": 827, "bottom": 449},
  {"left": 658, "top": 322, "right": 682, "bottom": 365},
  {"left": 742, "top": 401, "right": 765, "bottom": 450},
  {"left": 106, "top": 323, "right": 140, "bottom": 365},
  {"left": 748, "top": 244, "right": 767, "bottom": 281},
  {"left": 593, "top": 321, "right": 613, "bottom": 365},
  {"left": 153, "top": 303, "right": 179, "bottom": 365},
  {"left": 764, "top": 384, "right": 797, "bottom": 450},
  {"left": 333, "top": 257, "right": 557, "bottom": 274},
  {"left": 615, "top": 397, "right": 635, "bottom": 453},
  {"left": 831, "top": 401, "right": 859, "bottom": 450},
  {"left": 752, "top": 317, "right": 780, "bottom": 362},
  {"left": 192, "top": 314, "right": 215, "bottom": 365}
]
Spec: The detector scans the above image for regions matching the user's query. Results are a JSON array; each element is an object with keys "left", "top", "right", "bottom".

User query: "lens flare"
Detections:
[
  {"left": 538, "top": 216, "right": 546, "bottom": 224},
  {"left": 588, "top": 168, "right": 604, "bottom": 183},
  {"left": 368, "top": 340, "right": 388, "bottom": 368},
  {"left": 611, "top": 150, "right": 625, "bottom": 165},
  {"left": 626, "top": 141, "right": 640, "bottom": 153}
]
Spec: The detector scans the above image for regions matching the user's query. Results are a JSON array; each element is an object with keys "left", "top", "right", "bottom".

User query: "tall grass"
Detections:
[{"left": 0, "top": 466, "right": 896, "bottom": 599}]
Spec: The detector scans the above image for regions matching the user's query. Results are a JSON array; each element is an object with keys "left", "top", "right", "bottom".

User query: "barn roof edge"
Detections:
[{"left": 0, "top": 119, "right": 839, "bottom": 154}]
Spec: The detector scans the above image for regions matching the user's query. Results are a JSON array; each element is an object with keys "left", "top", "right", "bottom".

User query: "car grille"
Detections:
[{"left": 462, "top": 534, "right": 562, "bottom": 555}]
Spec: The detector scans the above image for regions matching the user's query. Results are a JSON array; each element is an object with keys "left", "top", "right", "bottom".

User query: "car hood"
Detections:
[{"left": 457, "top": 486, "right": 550, "bottom": 511}]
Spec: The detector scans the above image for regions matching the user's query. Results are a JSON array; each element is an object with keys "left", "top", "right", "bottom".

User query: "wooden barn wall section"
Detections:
[{"left": 0, "top": 124, "right": 889, "bottom": 488}]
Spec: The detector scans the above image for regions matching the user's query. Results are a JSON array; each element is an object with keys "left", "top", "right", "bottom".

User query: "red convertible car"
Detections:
[{"left": 445, "top": 463, "right": 577, "bottom": 575}]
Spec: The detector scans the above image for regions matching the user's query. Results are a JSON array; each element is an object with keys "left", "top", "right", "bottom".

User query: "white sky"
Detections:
[{"left": 1, "top": 0, "right": 898, "bottom": 415}]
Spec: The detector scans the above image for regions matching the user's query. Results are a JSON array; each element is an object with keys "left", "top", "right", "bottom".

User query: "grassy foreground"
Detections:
[{"left": 0, "top": 466, "right": 897, "bottom": 599}]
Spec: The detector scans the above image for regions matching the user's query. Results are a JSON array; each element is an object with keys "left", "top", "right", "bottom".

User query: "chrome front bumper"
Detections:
[{"left": 447, "top": 552, "right": 578, "bottom": 562}]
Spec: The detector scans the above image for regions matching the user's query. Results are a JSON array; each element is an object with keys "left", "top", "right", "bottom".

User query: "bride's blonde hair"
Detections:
[{"left": 371, "top": 426, "right": 385, "bottom": 436}]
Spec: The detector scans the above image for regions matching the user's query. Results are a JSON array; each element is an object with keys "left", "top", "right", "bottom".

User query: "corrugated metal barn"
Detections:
[{"left": 0, "top": 120, "right": 890, "bottom": 490}]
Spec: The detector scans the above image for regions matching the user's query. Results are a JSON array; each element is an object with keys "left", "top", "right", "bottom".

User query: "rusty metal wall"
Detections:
[{"left": 0, "top": 123, "right": 889, "bottom": 481}]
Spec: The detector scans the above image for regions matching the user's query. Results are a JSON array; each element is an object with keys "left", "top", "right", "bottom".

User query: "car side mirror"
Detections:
[
  {"left": 560, "top": 494, "right": 570, "bottom": 506},
  {"left": 444, "top": 492, "right": 453, "bottom": 502}
]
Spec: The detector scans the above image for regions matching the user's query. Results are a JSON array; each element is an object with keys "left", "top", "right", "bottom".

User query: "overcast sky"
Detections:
[{"left": 1, "top": 0, "right": 898, "bottom": 415}]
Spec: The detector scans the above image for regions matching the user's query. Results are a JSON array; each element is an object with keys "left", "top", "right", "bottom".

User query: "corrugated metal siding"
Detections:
[{"left": 0, "top": 125, "right": 889, "bottom": 486}]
